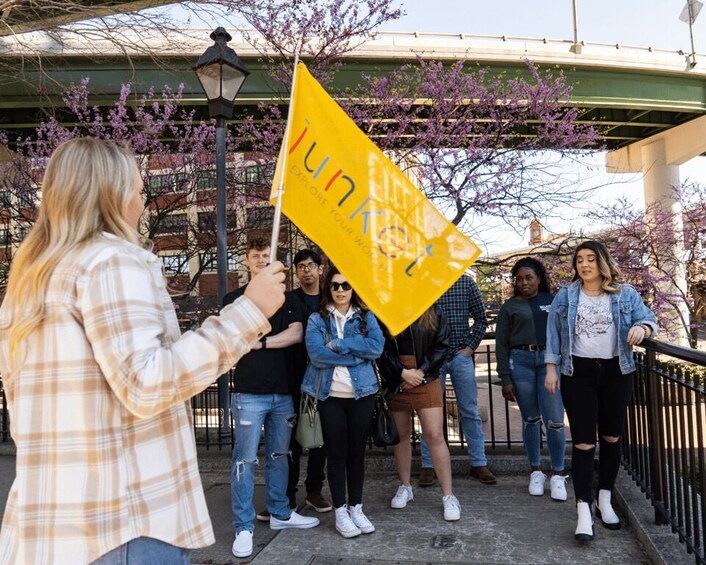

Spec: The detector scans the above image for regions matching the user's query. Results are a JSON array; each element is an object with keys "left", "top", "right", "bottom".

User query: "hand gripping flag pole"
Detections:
[{"left": 269, "top": 54, "right": 300, "bottom": 264}]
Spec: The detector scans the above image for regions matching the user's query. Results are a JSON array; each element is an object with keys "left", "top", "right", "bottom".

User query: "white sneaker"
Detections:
[
  {"left": 349, "top": 503, "right": 375, "bottom": 534},
  {"left": 597, "top": 489, "right": 621, "bottom": 530},
  {"left": 335, "top": 506, "right": 362, "bottom": 538},
  {"left": 575, "top": 501, "right": 594, "bottom": 541},
  {"left": 231, "top": 530, "right": 253, "bottom": 558},
  {"left": 442, "top": 494, "right": 461, "bottom": 521},
  {"left": 391, "top": 485, "right": 414, "bottom": 508},
  {"left": 270, "top": 510, "right": 320, "bottom": 530},
  {"left": 550, "top": 475, "right": 569, "bottom": 501},
  {"left": 528, "top": 470, "right": 546, "bottom": 496}
]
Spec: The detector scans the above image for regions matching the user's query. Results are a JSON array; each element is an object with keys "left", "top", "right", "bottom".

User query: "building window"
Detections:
[
  {"left": 161, "top": 254, "right": 189, "bottom": 275},
  {"left": 200, "top": 250, "right": 238, "bottom": 272},
  {"left": 199, "top": 251, "right": 216, "bottom": 272},
  {"left": 196, "top": 170, "right": 217, "bottom": 190},
  {"left": 17, "top": 191, "right": 34, "bottom": 208},
  {"left": 0, "top": 229, "right": 10, "bottom": 245},
  {"left": 147, "top": 172, "right": 188, "bottom": 194},
  {"left": 244, "top": 165, "right": 263, "bottom": 184},
  {"left": 197, "top": 211, "right": 236, "bottom": 232},
  {"left": 154, "top": 213, "right": 189, "bottom": 235},
  {"left": 246, "top": 206, "right": 273, "bottom": 229}
]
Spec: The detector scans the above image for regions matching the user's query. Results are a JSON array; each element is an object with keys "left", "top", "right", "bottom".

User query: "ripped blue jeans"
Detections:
[
  {"left": 230, "top": 393, "right": 296, "bottom": 534},
  {"left": 510, "top": 349, "right": 566, "bottom": 471}
]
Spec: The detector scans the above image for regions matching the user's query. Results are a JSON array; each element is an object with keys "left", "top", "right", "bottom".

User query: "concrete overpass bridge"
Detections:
[{"left": 0, "top": 28, "right": 705, "bottom": 152}]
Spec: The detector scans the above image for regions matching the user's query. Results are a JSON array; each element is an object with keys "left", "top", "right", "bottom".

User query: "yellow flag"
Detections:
[{"left": 272, "top": 63, "right": 481, "bottom": 335}]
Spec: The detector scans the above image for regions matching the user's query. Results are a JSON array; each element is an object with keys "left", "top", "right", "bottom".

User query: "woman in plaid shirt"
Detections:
[{"left": 0, "top": 138, "right": 286, "bottom": 564}]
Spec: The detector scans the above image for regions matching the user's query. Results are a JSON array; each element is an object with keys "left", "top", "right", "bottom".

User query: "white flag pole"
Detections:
[{"left": 269, "top": 54, "right": 300, "bottom": 264}]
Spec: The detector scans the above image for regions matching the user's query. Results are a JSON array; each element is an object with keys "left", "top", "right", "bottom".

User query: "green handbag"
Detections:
[{"left": 295, "top": 368, "right": 324, "bottom": 450}]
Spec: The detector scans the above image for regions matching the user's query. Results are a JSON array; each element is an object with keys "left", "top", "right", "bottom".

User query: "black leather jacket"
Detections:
[{"left": 378, "top": 306, "right": 451, "bottom": 391}]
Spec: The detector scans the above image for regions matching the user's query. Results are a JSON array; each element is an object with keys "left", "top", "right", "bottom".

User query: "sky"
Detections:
[
  {"left": 169, "top": 0, "right": 706, "bottom": 254},
  {"left": 380, "top": 0, "right": 703, "bottom": 54}
]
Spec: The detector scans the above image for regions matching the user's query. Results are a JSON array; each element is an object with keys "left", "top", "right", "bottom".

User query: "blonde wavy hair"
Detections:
[{"left": 3, "top": 137, "right": 141, "bottom": 371}]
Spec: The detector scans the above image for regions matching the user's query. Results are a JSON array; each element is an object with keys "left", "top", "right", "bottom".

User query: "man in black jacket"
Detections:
[{"left": 224, "top": 239, "right": 319, "bottom": 559}]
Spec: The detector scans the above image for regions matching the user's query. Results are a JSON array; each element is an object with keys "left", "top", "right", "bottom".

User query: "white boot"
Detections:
[
  {"left": 574, "top": 501, "right": 594, "bottom": 541},
  {"left": 597, "top": 489, "right": 621, "bottom": 530}
]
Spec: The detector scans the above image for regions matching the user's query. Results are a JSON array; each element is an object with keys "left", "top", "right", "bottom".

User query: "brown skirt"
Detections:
[{"left": 389, "top": 377, "right": 443, "bottom": 412}]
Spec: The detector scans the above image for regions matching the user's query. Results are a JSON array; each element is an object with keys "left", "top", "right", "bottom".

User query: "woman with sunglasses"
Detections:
[{"left": 301, "top": 266, "right": 384, "bottom": 539}]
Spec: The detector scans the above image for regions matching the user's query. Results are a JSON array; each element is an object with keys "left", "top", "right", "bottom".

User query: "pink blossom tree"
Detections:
[{"left": 342, "top": 58, "right": 602, "bottom": 237}]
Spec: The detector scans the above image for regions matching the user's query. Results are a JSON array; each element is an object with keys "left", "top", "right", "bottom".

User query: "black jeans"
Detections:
[
  {"left": 288, "top": 394, "right": 326, "bottom": 506},
  {"left": 561, "top": 356, "right": 633, "bottom": 503},
  {"left": 318, "top": 394, "right": 375, "bottom": 509}
]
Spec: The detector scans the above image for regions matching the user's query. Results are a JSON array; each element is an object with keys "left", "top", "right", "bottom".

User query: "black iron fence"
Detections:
[
  {"left": 2, "top": 333, "right": 706, "bottom": 564},
  {"left": 189, "top": 334, "right": 533, "bottom": 451},
  {"left": 625, "top": 339, "right": 706, "bottom": 565}
]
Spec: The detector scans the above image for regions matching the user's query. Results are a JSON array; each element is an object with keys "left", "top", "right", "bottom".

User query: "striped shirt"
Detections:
[
  {"left": 0, "top": 233, "right": 270, "bottom": 565},
  {"left": 436, "top": 274, "right": 488, "bottom": 355}
]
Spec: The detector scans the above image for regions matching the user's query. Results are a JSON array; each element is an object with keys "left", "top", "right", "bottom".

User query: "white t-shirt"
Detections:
[
  {"left": 329, "top": 305, "right": 356, "bottom": 398},
  {"left": 572, "top": 291, "right": 618, "bottom": 359}
]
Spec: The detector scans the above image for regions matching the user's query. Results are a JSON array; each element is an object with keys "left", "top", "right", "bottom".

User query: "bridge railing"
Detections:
[{"left": 626, "top": 339, "right": 706, "bottom": 565}]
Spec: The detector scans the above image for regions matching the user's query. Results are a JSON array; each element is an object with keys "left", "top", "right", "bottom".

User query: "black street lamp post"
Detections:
[{"left": 194, "top": 27, "right": 250, "bottom": 445}]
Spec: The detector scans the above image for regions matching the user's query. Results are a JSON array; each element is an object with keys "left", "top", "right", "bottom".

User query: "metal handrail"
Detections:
[{"left": 624, "top": 338, "right": 706, "bottom": 564}]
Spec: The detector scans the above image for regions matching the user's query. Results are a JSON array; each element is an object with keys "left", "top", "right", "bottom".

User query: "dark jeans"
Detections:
[
  {"left": 318, "top": 394, "right": 375, "bottom": 509},
  {"left": 561, "top": 356, "right": 633, "bottom": 503},
  {"left": 288, "top": 395, "right": 327, "bottom": 506}
]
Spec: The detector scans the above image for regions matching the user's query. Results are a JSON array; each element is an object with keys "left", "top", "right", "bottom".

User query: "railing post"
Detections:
[
  {"left": 645, "top": 348, "right": 669, "bottom": 525},
  {"left": 1, "top": 387, "right": 7, "bottom": 443}
]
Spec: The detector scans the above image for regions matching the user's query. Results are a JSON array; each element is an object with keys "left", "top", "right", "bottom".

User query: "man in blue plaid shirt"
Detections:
[{"left": 419, "top": 273, "right": 496, "bottom": 486}]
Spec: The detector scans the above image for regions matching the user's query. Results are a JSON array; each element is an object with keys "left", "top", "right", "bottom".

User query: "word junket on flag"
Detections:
[{"left": 271, "top": 63, "right": 481, "bottom": 335}]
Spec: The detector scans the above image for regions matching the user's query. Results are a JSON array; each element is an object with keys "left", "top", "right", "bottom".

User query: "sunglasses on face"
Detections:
[{"left": 330, "top": 281, "right": 352, "bottom": 292}]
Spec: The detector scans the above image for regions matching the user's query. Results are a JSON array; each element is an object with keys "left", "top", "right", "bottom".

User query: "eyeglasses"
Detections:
[
  {"left": 296, "top": 262, "right": 320, "bottom": 272},
  {"left": 330, "top": 281, "right": 352, "bottom": 292}
]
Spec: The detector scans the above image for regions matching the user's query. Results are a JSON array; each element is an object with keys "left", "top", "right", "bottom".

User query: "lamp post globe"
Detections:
[{"left": 194, "top": 27, "right": 250, "bottom": 119}]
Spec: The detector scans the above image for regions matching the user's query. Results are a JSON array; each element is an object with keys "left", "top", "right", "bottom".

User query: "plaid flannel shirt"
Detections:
[
  {"left": 436, "top": 274, "right": 488, "bottom": 356},
  {"left": 0, "top": 233, "right": 270, "bottom": 565}
]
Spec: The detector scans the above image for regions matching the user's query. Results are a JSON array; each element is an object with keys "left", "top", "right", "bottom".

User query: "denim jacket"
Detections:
[
  {"left": 545, "top": 281, "right": 658, "bottom": 376},
  {"left": 301, "top": 309, "right": 384, "bottom": 401}
]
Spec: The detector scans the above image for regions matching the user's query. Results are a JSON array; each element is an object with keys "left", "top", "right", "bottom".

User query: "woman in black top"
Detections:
[
  {"left": 378, "top": 305, "right": 460, "bottom": 521},
  {"left": 495, "top": 257, "right": 567, "bottom": 501}
]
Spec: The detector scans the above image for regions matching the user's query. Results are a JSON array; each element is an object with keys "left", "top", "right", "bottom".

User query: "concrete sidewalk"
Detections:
[
  {"left": 193, "top": 450, "right": 674, "bottom": 565},
  {"left": 0, "top": 447, "right": 692, "bottom": 564}
]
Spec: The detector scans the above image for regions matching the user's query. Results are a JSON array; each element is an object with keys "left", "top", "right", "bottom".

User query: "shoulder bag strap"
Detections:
[{"left": 311, "top": 326, "right": 330, "bottom": 405}]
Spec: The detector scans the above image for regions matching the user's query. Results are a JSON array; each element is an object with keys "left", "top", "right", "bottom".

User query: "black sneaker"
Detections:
[{"left": 256, "top": 508, "right": 270, "bottom": 522}]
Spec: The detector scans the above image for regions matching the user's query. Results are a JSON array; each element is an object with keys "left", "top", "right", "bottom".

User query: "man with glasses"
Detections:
[
  {"left": 224, "top": 239, "right": 319, "bottom": 559},
  {"left": 418, "top": 274, "right": 494, "bottom": 487},
  {"left": 286, "top": 249, "right": 331, "bottom": 513}
]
